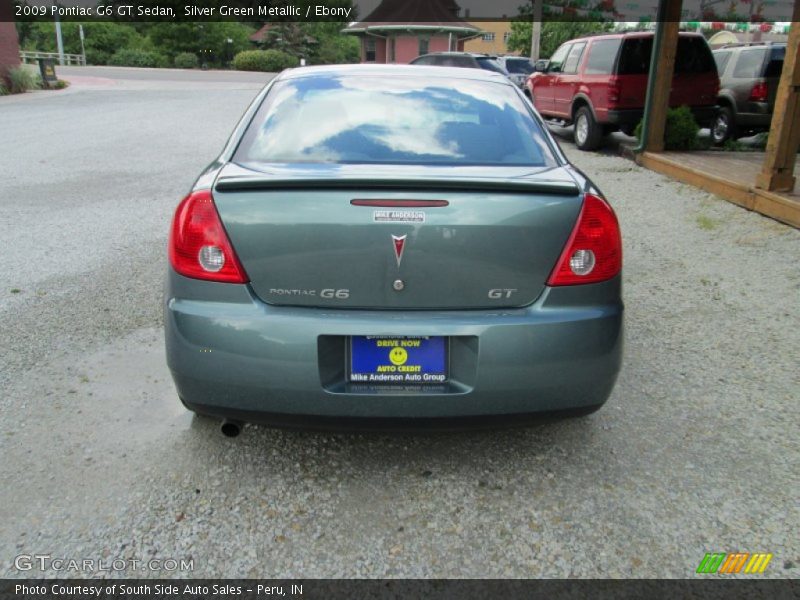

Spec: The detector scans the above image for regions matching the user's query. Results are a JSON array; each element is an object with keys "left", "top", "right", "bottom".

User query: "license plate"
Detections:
[{"left": 349, "top": 336, "right": 448, "bottom": 384}]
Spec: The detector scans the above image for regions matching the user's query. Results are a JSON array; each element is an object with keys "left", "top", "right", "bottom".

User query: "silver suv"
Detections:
[{"left": 711, "top": 43, "right": 785, "bottom": 144}]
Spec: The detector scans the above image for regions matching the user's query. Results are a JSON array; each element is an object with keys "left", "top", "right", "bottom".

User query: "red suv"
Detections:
[{"left": 525, "top": 32, "right": 720, "bottom": 150}]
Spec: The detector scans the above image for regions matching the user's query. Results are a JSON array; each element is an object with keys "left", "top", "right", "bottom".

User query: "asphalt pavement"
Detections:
[{"left": 0, "top": 67, "right": 797, "bottom": 579}]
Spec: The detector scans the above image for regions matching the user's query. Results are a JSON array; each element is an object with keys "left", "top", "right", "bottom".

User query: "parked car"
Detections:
[
  {"left": 711, "top": 43, "right": 785, "bottom": 144},
  {"left": 525, "top": 32, "right": 720, "bottom": 150},
  {"left": 165, "top": 64, "right": 623, "bottom": 434},
  {"left": 495, "top": 55, "right": 535, "bottom": 88},
  {"left": 411, "top": 52, "right": 509, "bottom": 76}
]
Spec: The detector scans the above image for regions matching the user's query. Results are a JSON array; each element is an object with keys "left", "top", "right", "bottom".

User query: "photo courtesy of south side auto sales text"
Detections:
[
  {"left": 15, "top": 583, "right": 304, "bottom": 597},
  {"left": 15, "top": 3, "right": 354, "bottom": 19}
]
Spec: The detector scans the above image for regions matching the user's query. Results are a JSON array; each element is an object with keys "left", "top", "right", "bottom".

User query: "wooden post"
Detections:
[
  {"left": 756, "top": 6, "right": 800, "bottom": 192},
  {"left": 644, "top": 1, "right": 683, "bottom": 153}
]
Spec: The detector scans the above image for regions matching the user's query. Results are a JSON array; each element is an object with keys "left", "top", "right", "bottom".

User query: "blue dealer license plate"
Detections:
[{"left": 349, "top": 336, "right": 448, "bottom": 384}]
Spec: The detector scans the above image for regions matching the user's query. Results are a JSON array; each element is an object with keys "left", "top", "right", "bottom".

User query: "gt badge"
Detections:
[{"left": 392, "top": 235, "right": 407, "bottom": 267}]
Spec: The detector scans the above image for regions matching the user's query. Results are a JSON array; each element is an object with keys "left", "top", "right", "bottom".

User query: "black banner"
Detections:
[
  {"left": 1, "top": 580, "right": 799, "bottom": 600},
  {"left": 6, "top": 0, "right": 800, "bottom": 23}
]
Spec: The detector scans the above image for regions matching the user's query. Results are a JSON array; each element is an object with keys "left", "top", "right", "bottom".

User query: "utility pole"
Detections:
[
  {"left": 530, "top": 0, "right": 543, "bottom": 60},
  {"left": 55, "top": 12, "right": 65, "bottom": 65},
  {"left": 79, "top": 25, "right": 86, "bottom": 65}
]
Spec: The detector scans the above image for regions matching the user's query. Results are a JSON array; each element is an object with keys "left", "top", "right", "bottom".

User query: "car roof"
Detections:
[
  {"left": 277, "top": 63, "right": 511, "bottom": 84},
  {"left": 417, "top": 52, "right": 493, "bottom": 58},
  {"left": 713, "top": 42, "right": 787, "bottom": 52},
  {"left": 571, "top": 31, "right": 707, "bottom": 43}
]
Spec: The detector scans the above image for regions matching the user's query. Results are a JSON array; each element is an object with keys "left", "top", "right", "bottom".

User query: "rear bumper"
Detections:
[
  {"left": 606, "top": 106, "right": 717, "bottom": 128},
  {"left": 736, "top": 109, "right": 772, "bottom": 130},
  {"left": 165, "top": 271, "right": 623, "bottom": 422}
]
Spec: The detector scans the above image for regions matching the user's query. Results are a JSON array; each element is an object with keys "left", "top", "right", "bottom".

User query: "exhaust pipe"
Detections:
[{"left": 220, "top": 420, "right": 242, "bottom": 438}]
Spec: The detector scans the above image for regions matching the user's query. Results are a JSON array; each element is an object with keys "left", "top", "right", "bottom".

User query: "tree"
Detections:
[
  {"left": 143, "top": 22, "right": 255, "bottom": 66},
  {"left": 507, "top": 4, "right": 612, "bottom": 58}
]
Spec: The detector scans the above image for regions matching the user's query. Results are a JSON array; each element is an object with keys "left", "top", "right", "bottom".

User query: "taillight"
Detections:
[
  {"left": 547, "top": 193, "right": 622, "bottom": 286},
  {"left": 749, "top": 81, "right": 768, "bottom": 102},
  {"left": 168, "top": 189, "right": 248, "bottom": 283},
  {"left": 608, "top": 76, "right": 621, "bottom": 106}
]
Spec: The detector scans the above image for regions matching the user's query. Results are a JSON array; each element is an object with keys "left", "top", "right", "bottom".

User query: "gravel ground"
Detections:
[{"left": 0, "top": 69, "right": 797, "bottom": 579}]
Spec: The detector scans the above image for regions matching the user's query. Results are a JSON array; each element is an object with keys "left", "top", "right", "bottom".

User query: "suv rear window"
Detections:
[
  {"left": 585, "top": 39, "right": 622, "bottom": 75},
  {"left": 733, "top": 48, "right": 767, "bottom": 78},
  {"left": 618, "top": 36, "right": 715, "bottom": 75},
  {"left": 714, "top": 50, "right": 732, "bottom": 74},
  {"left": 236, "top": 75, "right": 557, "bottom": 167}
]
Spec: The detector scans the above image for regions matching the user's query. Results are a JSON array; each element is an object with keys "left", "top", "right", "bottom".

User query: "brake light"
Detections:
[
  {"left": 168, "top": 189, "right": 248, "bottom": 283},
  {"left": 547, "top": 193, "right": 622, "bottom": 286},
  {"left": 749, "top": 81, "right": 768, "bottom": 102},
  {"left": 608, "top": 76, "right": 621, "bottom": 106}
]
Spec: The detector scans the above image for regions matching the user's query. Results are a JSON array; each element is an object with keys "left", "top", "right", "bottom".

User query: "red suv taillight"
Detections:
[
  {"left": 749, "top": 80, "right": 768, "bottom": 103},
  {"left": 168, "top": 189, "right": 248, "bottom": 283},
  {"left": 547, "top": 193, "right": 622, "bottom": 286},
  {"left": 608, "top": 76, "right": 622, "bottom": 107}
]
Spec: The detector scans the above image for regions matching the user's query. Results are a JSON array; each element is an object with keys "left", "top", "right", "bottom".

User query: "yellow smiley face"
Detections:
[{"left": 389, "top": 346, "right": 408, "bottom": 366}]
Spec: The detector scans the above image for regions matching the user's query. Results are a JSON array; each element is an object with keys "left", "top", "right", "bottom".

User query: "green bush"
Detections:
[
  {"left": 174, "top": 52, "right": 199, "bottom": 69},
  {"left": 109, "top": 48, "right": 167, "bottom": 68},
  {"left": 0, "top": 81, "right": 8, "bottom": 96},
  {"left": 8, "top": 67, "right": 42, "bottom": 94},
  {"left": 634, "top": 105, "right": 700, "bottom": 151},
  {"left": 232, "top": 49, "right": 298, "bottom": 72}
]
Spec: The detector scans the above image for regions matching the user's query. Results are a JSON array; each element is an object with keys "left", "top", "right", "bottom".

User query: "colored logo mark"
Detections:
[{"left": 696, "top": 552, "right": 773, "bottom": 574}]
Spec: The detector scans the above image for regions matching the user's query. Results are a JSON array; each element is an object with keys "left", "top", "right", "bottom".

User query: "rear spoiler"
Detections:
[{"left": 214, "top": 175, "right": 580, "bottom": 195}]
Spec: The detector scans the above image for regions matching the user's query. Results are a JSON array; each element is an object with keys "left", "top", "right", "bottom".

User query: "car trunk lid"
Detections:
[{"left": 212, "top": 163, "right": 582, "bottom": 310}]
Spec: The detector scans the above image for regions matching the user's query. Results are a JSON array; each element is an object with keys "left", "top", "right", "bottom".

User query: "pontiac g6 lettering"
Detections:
[{"left": 165, "top": 65, "right": 623, "bottom": 434}]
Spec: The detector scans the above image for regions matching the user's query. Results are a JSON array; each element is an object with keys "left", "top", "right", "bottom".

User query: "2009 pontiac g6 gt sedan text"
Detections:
[{"left": 164, "top": 65, "right": 623, "bottom": 434}]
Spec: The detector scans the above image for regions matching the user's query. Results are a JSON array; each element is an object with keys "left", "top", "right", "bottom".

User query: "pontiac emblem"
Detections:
[{"left": 391, "top": 234, "right": 407, "bottom": 267}]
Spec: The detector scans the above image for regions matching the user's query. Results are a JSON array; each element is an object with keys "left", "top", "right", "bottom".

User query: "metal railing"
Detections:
[{"left": 19, "top": 51, "right": 86, "bottom": 67}]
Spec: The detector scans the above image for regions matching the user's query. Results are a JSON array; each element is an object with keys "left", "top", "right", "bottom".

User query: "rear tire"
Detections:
[
  {"left": 711, "top": 106, "right": 737, "bottom": 145},
  {"left": 574, "top": 106, "right": 602, "bottom": 151}
]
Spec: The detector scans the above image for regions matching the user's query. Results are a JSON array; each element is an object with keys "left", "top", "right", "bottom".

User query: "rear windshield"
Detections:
[
  {"left": 618, "top": 36, "right": 715, "bottom": 75},
  {"left": 476, "top": 57, "right": 508, "bottom": 74},
  {"left": 504, "top": 58, "right": 534, "bottom": 74},
  {"left": 235, "top": 75, "right": 557, "bottom": 167}
]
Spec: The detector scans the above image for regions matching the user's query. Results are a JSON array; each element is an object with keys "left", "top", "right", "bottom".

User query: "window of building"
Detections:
[
  {"left": 365, "top": 38, "right": 376, "bottom": 62},
  {"left": 388, "top": 37, "right": 395, "bottom": 63},
  {"left": 482, "top": 33, "right": 496, "bottom": 42},
  {"left": 503, "top": 32, "right": 511, "bottom": 43},
  {"left": 418, "top": 37, "right": 429, "bottom": 56}
]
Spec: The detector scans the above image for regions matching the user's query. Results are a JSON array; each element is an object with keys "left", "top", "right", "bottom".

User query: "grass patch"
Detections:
[
  {"left": 8, "top": 67, "right": 42, "bottom": 94},
  {"left": 0, "top": 82, "right": 8, "bottom": 96},
  {"left": 696, "top": 215, "right": 717, "bottom": 230},
  {"left": 10, "top": 288, "right": 21, "bottom": 294},
  {"left": 722, "top": 139, "right": 747, "bottom": 152}
]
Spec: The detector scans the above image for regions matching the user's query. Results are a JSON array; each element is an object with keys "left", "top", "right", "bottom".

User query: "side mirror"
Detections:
[{"left": 534, "top": 59, "right": 550, "bottom": 72}]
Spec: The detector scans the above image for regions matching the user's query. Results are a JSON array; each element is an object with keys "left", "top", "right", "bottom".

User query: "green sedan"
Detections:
[{"left": 165, "top": 65, "right": 623, "bottom": 436}]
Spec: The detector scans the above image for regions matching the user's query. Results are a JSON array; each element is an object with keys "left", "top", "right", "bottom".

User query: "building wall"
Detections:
[
  {"left": 0, "top": 20, "right": 21, "bottom": 82},
  {"left": 464, "top": 21, "right": 516, "bottom": 55},
  {"left": 394, "top": 36, "right": 418, "bottom": 63},
  {"left": 361, "top": 33, "right": 468, "bottom": 64}
]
